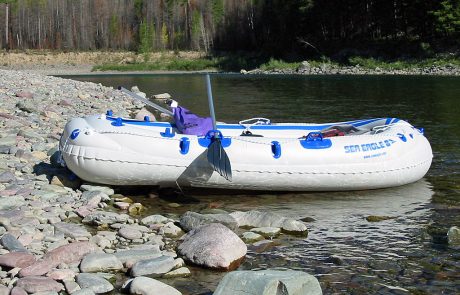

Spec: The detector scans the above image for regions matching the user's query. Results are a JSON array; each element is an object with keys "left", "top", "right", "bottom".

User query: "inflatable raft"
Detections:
[{"left": 59, "top": 112, "right": 432, "bottom": 191}]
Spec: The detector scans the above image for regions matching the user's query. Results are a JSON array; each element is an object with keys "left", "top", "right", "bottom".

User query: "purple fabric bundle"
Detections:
[{"left": 173, "top": 106, "right": 213, "bottom": 136}]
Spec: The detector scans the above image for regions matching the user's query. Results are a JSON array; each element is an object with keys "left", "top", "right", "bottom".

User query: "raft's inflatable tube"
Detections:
[{"left": 60, "top": 113, "right": 432, "bottom": 191}]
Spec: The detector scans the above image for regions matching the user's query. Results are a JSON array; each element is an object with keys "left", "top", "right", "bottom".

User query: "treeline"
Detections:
[{"left": 0, "top": 0, "right": 459, "bottom": 58}]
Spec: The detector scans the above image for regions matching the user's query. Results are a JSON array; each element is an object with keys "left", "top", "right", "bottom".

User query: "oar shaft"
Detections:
[
  {"left": 118, "top": 86, "right": 173, "bottom": 116},
  {"left": 205, "top": 74, "right": 217, "bottom": 130}
]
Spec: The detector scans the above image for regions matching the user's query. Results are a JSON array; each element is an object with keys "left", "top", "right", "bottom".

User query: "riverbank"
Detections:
[
  {"left": 0, "top": 69, "right": 323, "bottom": 295},
  {"left": 1, "top": 50, "right": 459, "bottom": 76}
]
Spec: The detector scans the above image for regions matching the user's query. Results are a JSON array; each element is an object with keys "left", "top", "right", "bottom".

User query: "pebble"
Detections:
[
  {"left": 0, "top": 252, "right": 36, "bottom": 268},
  {"left": 79, "top": 185, "right": 114, "bottom": 196},
  {"left": 10, "top": 287, "right": 27, "bottom": 295},
  {"left": 241, "top": 232, "right": 264, "bottom": 243},
  {"left": 72, "top": 288, "right": 95, "bottom": 295},
  {"left": 16, "top": 276, "right": 64, "bottom": 293},
  {"left": 129, "top": 276, "right": 181, "bottom": 295},
  {"left": 0, "top": 233, "right": 28, "bottom": 253},
  {"left": 140, "top": 215, "right": 168, "bottom": 225},
  {"left": 230, "top": 210, "right": 308, "bottom": 235},
  {"left": 250, "top": 227, "right": 281, "bottom": 238},
  {"left": 118, "top": 227, "right": 142, "bottom": 240},
  {"left": 79, "top": 253, "right": 123, "bottom": 273},
  {"left": 76, "top": 273, "right": 114, "bottom": 294},
  {"left": 163, "top": 267, "right": 191, "bottom": 278},
  {"left": 159, "top": 222, "right": 184, "bottom": 238},
  {"left": 130, "top": 255, "right": 176, "bottom": 277},
  {"left": 113, "top": 247, "right": 162, "bottom": 267},
  {"left": 82, "top": 211, "right": 130, "bottom": 225},
  {"left": 213, "top": 269, "right": 322, "bottom": 295},
  {"left": 0, "top": 285, "right": 9, "bottom": 295},
  {"left": 63, "top": 280, "right": 81, "bottom": 294},
  {"left": 179, "top": 211, "right": 238, "bottom": 232},
  {"left": 53, "top": 222, "right": 92, "bottom": 239}
]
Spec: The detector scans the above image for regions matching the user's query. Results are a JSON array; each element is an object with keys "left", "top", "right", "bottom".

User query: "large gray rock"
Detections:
[
  {"left": 118, "top": 226, "right": 142, "bottom": 240},
  {"left": 72, "top": 288, "right": 96, "bottom": 295},
  {"left": 213, "top": 270, "right": 322, "bottom": 295},
  {"left": 130, "top": 255, "right": 175, "bottom": 277},
  {"left": 80, "top": 253, "right": 123, "bottom": 273},
  {"left": 81, "top": 191, "right": 108, "bottom": 209},
  {"left": 0, "top": 285, "right": 10, "bottom": 295},
  {"left": 20, "top": 242, "right": 100, "bottom": 277},
  {"left": 54, "top": 222, "right": 92, "bottom": 239},
  {"left": 0, "top": 233, "right": 28, "bottom": 252},
  {"left": 230, "top": 210, "right": 308, "bottom": 235},
  {"left": 0, "top": 252, "right": 36, "bottom": 268},
  {"left": 10, "top": 287, "right": 27, "bottom": 295},
  {"left": 177, "top": 223, "right": 246, "bottom": 270},
  {"left": 76, "top": 273, "right": 114, "bottom": 294},
  {"left": 0, "top": 196, "right": 26, "bottom": 210},
  {"left": 158, "top": 222, "right": 184, "bottom": 238},
  {"left": 140, "top": 215, "right": 168, "bottom": 226},
  {"left": 79, "top": 185, "right": 114, "bottom": 196},
  {"left": 0, "top": 171, "right": 16, "bottom": 183},
  {"left": 129, "top": 276, "right": 181, "bottom": 295},
  {"left": 16, "top": 276, "right": 64, "bottom": 293},
  {"left": 134, "top": 107, "right": 156, "bottom": 122},
  {"left": 179, "top": 211, "right": 238, "bottom": 232},
  {"left": 114, "top": 247, "right": 162, "bottom": 267}
]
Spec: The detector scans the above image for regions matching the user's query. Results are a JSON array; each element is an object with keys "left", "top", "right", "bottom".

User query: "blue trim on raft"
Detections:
[
  {"left": 299, "top": 132, "right": 333, "bottom": 149},
  {"left": 179, "top": 137, "right": 190, "bottom": 154},
  {"left": 104, "top": 116, "right": 397, "bottom": 131},
  {"left": 271, "top": 141, "right": 281, "bottom": 158}
]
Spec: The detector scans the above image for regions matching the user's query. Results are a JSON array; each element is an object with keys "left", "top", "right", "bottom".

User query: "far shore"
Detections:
[{"left": 1, "top": 50, "right": 459, "bottom": 76}]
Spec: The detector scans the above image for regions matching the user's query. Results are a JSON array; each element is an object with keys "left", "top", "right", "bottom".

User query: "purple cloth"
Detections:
[{"left": 173, "top": 106, "right": 213, "bottom": 136}]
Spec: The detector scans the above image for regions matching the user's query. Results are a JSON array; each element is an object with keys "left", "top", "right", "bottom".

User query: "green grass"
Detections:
[
  {"left": 259, "top": 58, "right": 301, "bottom": 71},
  {"left": 92, "top": 52, "right": 460, "bottom": 73},
  {"left": 93, "top": 56, "right": 219, "bottom": 72}
]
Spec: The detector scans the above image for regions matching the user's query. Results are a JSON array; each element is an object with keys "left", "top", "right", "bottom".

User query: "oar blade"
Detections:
[{"left": 207, "top": 139, "right": 232, "bottom": 182}]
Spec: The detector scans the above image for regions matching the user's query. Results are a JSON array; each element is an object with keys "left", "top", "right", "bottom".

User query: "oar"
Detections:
[
  {"left": 118, "top": 86, "right": 173, "bottom": 116},
  {"left": 205, "top": 74, "right": 232, "bottom": 181}
]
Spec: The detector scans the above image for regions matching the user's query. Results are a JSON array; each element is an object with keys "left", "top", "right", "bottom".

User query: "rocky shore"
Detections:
[
  {"left": 0, "top": 69, "right": 322, "bottom": 295},
  {"left": 241, "top": 61, "right": 460, "bottom": 76},
  {"left": 1, "top": 51, "right": 459, "bottom": 76}
]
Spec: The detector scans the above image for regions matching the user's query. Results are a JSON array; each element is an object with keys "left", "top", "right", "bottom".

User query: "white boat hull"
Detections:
[{"left": 60, "top": 114, "right": 432, "bottom": 191}]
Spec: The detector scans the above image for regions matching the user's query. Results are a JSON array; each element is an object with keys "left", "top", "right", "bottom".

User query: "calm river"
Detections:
[{"left": 65, "top": 74, "right": 460, "bottom": 294}]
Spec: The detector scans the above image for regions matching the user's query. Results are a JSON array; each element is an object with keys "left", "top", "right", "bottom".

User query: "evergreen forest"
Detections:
[{"left": 1, "top": 0, "right": 459, "bottom": 60}]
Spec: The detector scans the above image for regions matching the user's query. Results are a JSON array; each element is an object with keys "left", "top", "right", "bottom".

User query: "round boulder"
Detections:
[{"left": 177, "top": 223, "right": 246, "bottom": 270}]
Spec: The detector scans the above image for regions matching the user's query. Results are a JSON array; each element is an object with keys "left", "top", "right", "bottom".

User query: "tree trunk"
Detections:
[{"left": 5, "top": 3, "right": 8, "bottom": 49}]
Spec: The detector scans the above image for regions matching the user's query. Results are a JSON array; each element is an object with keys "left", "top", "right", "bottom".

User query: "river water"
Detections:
[{"left": 66, "top": 74, "right": 460, "bottom": 294}]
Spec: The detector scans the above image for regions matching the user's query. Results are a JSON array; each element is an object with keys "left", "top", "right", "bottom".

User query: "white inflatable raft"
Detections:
[{"left": 59, "top": 112, "right": 432, "bottom": 191}]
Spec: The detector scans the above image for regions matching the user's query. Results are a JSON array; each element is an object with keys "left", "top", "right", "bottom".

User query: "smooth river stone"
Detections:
[
  {"left": 76, "top": 273, "right": 114, "bottom": 294},
  {"left": 129, "top": 276, "right": 181, "bottom": 295},
  {"left": 177, "top": 223, "right": 247, "bottom": 270},
  {"left": 16, "top": 276, "right": 64, "bottom": 293},
  {"left": 79, "top": 253, "right": 123, "bottom": 273},
  {"left": 130, "top": 255, "right": 176, "bottom": 277},
  {"left": 0, "top": 252, "right": 36, "bottom": 268}
]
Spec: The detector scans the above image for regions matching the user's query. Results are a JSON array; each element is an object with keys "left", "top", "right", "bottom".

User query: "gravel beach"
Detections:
[{"left": 0, "top": 69, "right": 321, "bottom": 295}]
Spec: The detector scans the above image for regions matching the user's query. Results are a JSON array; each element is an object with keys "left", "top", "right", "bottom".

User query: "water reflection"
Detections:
[
  {"left": 63, "top": 74, "right": 460, "bottom": 294},
  {"left": 139, "top": 180, "right": 437, "bottom": 293}
]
